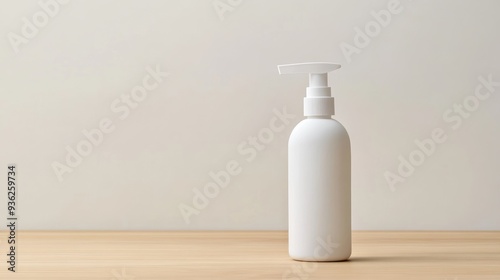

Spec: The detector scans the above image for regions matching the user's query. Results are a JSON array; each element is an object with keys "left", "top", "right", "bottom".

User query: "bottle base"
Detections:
[{"left": 289, "top": 252, "right": 351, "bottom": 262}]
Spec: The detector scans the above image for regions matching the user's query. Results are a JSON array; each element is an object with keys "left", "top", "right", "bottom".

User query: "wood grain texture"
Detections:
[{"left": 0, "top": 231, "right": 499, "bottom": 279}]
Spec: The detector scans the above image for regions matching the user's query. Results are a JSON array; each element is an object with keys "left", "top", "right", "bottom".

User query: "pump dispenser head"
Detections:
[{"left": 278, "top": 62, "right": 341, "bottom": 116}]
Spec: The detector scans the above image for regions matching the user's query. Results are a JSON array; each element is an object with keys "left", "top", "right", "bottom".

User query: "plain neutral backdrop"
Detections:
[{"left": 1, "top": 0, "right": 499, "bottom": 230}]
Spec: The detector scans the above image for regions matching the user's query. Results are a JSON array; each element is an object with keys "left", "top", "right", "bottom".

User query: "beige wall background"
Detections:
[{"left": 0, "top": 0, "right": 499, "bottom": 230}]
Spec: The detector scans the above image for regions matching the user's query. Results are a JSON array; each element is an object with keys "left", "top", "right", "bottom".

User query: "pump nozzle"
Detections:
[
  {"left": 277, "top": 62, "right": 341, "bottom": 116},
  {"left": 278, "top": 62, "right": 341, "bottom": 75}
]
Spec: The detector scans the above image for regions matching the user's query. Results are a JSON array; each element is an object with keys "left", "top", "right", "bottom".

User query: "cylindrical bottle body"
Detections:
[{"left": 288, "top": 118, "right": 351, "bottom": 261}]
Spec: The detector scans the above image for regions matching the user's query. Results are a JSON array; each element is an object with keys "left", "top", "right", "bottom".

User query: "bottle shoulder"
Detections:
[
  {"left": 290, "top": 118, "right": 350, "bottom": 144},
  {"left": 292, "top": 119, "right": 348, "bottom": 134}
]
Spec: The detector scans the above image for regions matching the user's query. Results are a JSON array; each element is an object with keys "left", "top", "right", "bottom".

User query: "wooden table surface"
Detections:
[{"left": 0, "top": 231, "right": 499, "bottom": 279}]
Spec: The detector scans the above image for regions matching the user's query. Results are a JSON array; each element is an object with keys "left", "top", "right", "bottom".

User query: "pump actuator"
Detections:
[{"left": 277, "top": 62, "right": 341, "bottom": 116}]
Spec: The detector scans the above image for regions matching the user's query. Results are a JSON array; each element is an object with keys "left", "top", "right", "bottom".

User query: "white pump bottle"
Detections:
[{"left": 278, "top": 62, "right": 351, "bottom": 261}]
